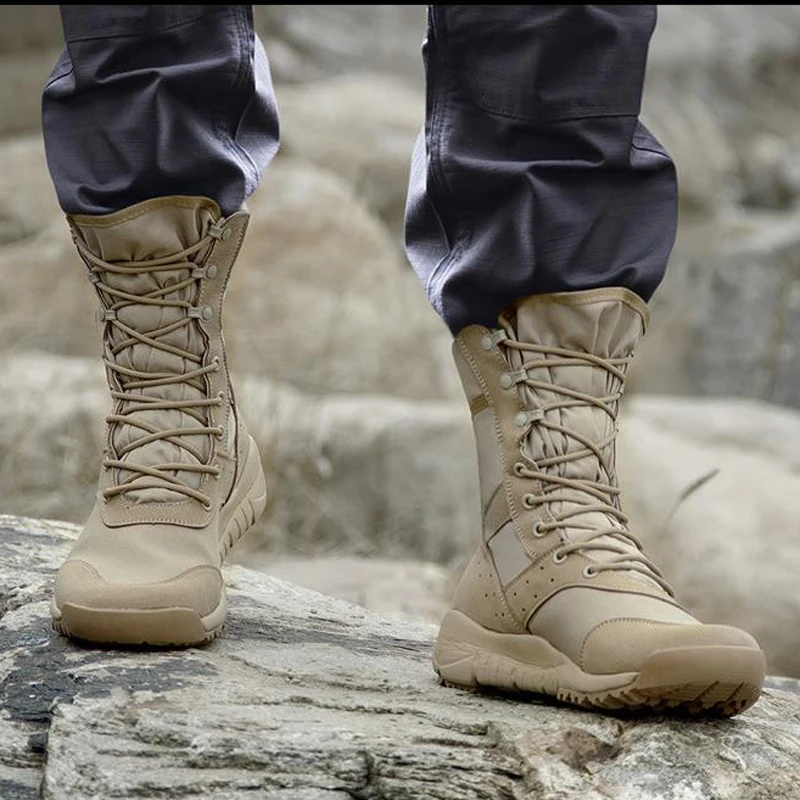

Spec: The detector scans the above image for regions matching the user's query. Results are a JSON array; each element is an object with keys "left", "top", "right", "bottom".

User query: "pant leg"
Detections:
[
  {"left": 404, "top": 4, "right": 677, "bottom": 334},
  {"left": 42, "top": 5, "right": 279, "bottom": 217}
]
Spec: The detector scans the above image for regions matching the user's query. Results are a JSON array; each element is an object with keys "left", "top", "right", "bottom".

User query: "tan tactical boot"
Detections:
[
  {"left": 434, "top": 288, "right": 766, "bottom": 716},
  {"left": 50, "top": 196, "right": 267, "bottom": 646}
]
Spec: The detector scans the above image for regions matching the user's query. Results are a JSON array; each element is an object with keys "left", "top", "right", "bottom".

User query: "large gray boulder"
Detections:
[
  {"left": 229, "top": 157, "right": 458, "bottom": 401},
  {"left": 644, "top": 5, "right": 800, "bottom": 213},
  {"left": 0, "top": 141, "right": 459, "bottom": 402},
  {"left": 678, "top": 213, "right": 800, "bottom": 407},
  {"left": 4, "top": 353, "right": 800, "bottom": 679},
  {"left": 0, "top": 4, "right": 62, "bottom": 138},
  {"left": 2, "top": 513, "right": 800, "bottom": 800},
  {"left": 275, "top": 74, "right": 423, "bottom": 240},
  {"left": 0, "top": 353, "right": 477, "bottom": 564},
  {"left": 0, "top": 135, "right": 61, "bottom": 244},
  {"left": 630, "top": 210, "right": 800, "bottom": 407},
  {"left": 617, "top": 394, "right": 800, "bottom": 679}
]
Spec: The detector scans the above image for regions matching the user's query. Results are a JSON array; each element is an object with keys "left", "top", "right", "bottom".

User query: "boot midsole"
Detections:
[
  {"left": 52, "top": 599, "right": 227, "bottom": 645},
  {"left": 433, "top": 610, "right": 766, "bottom": 695}
]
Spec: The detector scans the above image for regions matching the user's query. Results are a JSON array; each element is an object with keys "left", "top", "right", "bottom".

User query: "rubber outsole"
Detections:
[
  {"left": 51, "top": 603, "right": 225, "bottom": 648},
  {"left": 51, "top": 437, "right": 267, "bottom": 647},
  {"left": 433, "top": 610, "right": 766, "bottom": 718}
]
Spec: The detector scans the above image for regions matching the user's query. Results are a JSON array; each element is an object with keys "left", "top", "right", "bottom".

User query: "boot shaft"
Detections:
[
  {"left": 71, "top": 196, "right": 250, "bottom": 524},
  {"left": 452, "top": 288, "right": 671, "bottom": 612},
  {"left": 453, "top": 288, "right": 647, "bottom": 546}
]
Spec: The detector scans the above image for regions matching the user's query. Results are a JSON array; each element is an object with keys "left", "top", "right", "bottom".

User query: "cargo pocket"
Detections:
[{"left": 441, "top": 5, "right": 657, "bottom": 123}]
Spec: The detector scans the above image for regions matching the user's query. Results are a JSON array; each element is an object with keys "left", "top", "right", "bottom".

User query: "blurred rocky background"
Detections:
[{"left": 2, "top": 5, "right": 800, "bottom": 679}]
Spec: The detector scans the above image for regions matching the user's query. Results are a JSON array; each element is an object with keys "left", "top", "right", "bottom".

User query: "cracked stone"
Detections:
[{"left": 0, "top": 515, "right": 799, "bottom": 799}]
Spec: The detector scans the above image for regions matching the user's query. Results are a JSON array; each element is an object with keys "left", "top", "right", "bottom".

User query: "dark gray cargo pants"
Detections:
[{"left": 43, "top": 5, "right": 676, "bottom": 333}]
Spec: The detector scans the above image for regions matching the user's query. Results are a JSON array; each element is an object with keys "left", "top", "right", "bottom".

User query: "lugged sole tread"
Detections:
[
  {"left": 433, "top": 611, "right": 766, "bottom": 718},
  {"left": 437, "top": 671, "right": 760, "bottom": 718},
  {"left": 51, "top": 617, "right": 224, "bottom": 649}
]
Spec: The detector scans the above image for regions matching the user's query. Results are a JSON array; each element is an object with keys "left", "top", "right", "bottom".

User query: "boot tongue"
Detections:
[
  {"left": 505, "top": 294, "right": 652, "bottom": 579},
  {"left": 71, "top": 198, "right": 222, "bottom": 505},
  {"left": 72, "top": 197, "right": 221, "bottom": 263}
]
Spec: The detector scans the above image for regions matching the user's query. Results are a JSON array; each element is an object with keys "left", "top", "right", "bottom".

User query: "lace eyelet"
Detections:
[
  {"left": 522, "top": 493, "right": 535, "bottom": 509},
  {"left": 201, "top": 503, "right": 213, "bottom": 512},
  {"left": 533, "top": 521, "right": 546, "bottom": 538},
  {"left": 553, "top": 550, "right": 567, "bottom": 565},
  {"left": 583, "top": 565, "right": 597, "bottom": 579},
  {"left": 513, "top": 462, "right": 525, "bottom": 478}
]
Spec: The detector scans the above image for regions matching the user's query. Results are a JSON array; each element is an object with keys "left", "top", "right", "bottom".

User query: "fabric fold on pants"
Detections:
[
  {"left": 42, "top": 4, "right": 677, "bottom": 333},
  {"left": 404, "top": 4, "right": 677, "bottom": 332},
  {"left": 43, "top": 4, "right": 279, "bottom": 217}
]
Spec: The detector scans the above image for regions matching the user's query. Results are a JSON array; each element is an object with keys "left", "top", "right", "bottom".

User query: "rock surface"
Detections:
[
  {"left": 233, "top": 554, "right": 455, "bottom": 625},
  {"left": 2, "top": 513, "right": 800, "bottom": 800}
]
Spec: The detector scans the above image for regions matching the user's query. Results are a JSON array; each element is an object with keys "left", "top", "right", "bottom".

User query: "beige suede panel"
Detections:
[
  {"left": 499, "top": 550, "right": 676, "bottom": 630},
  {"left": 483, "top": 488, "right": 511, "bottom": 539},
  {"left": 69, "top": 501, "right": 222, "bottom": 583},
  {"left": 487, "top": 521, "right": 532, "bottom": 586},
  {"left": 581, "top": 619, "right": 760, "bottom": 674},
  {"left": 528, "top": 586, "right": 696, "bottom": 664},
  {"left": 196, "top": 208, "right": 251, "bottom": 507},
  {"left": 55, "top": 560, "right": 223, "bottom": 617},
  {"left": 69, "top": 196, "right": 251, "bottom": 527},
  {"left": 453, "top": 342, "right": 485, "bottom": 403},
  {"left": 473, "top": 408, "right": 503, "bottom": 511},
  {"left": 455, "top": 325, "right": 544, "bottom": 560},
  {"left": 452, "top": 545, "right": 525, "bottom": 633}
]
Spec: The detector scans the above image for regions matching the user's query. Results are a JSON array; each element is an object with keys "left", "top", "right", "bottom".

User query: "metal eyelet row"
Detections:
[
  {"left": 209, "top": 222, "right": 233, "bottom": 241},
  {"left": 514, "top": 409, "right": 544, "bottom": 427}
]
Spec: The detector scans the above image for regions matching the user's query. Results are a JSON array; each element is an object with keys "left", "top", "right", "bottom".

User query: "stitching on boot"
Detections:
[{"left": 68, "top": 196, "right": 220, "bottom": 228}]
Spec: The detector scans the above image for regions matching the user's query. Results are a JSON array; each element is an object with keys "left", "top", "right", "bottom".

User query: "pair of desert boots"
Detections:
[{"left": 52, "top": 196, "right": 766, "bottom": 718}]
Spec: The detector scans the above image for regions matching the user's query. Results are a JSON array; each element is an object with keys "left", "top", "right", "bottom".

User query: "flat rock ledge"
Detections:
[{"left": 1, "top": 516, "right": 799, "bottom": 800}]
